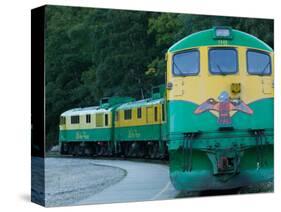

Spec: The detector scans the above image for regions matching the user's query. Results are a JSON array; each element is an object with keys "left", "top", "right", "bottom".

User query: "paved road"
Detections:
[{"left": 78, "top": 159, "right": 179, "bottom": 205}]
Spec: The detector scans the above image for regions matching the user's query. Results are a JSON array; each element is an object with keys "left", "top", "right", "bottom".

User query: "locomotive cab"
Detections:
[
  {"left": 166, "top": 27, "right": 273, "bottom": 132},
  {"left": 166, "top": 27, "right": 274, "bottom": 191}
]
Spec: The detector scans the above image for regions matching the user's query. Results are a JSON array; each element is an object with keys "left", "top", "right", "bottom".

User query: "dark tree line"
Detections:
[{"left": 45, "top": 5, "right": 273, "bottom": 150}]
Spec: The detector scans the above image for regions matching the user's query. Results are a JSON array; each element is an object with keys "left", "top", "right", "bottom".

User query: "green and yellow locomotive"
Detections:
[
  {"left": 59, "top": 97, "right": 133, "bottom": 156},
  {"left": 166, "top": 27, "right": 273, "bottom": 190},
  {"left": 114, "top": 87, "right": 167, "bottom": 158},
  {"left": 59, "top": 26, "right": 273, "bottom": 191}
]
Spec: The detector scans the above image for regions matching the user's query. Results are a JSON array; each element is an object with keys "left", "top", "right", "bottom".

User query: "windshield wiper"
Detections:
[
  {"left": 260, "top": 61, "right": 270, "bottom": 75},
  {"left": 216, "top": 64, "right": 226, "bottom": 75},
  {"left": 173, "top": 62, "right": 184, "bottom": 75}
]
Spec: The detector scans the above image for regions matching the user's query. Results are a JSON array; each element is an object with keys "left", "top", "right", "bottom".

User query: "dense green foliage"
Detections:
[{"left": 45, "top": 5, "right": 273, "bottom": 150}]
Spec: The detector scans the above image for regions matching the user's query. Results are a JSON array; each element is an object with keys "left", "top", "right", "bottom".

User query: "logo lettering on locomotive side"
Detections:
[
  {"left": 128, "top": 129, "right": 141, "bottom": 139},
  {"left": 75, "top": 132, "right": 90, "bottom": 140},
  {"left": 194, "top": 91, "right": 253, "bottom": 126}
]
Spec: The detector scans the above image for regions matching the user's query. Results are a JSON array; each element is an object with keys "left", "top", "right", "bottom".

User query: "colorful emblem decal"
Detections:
[{"left": 194, "top": 91, "right": 253, "bottom": 126}]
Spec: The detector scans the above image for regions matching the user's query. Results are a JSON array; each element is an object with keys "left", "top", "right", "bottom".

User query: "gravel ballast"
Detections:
[{"left": 32, "top": 157, "right": 126, "bottom": 207}]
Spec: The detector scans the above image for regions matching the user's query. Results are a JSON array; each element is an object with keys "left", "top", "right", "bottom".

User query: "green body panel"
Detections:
[
  {"left": 168, "top": 29, "right": 273, "bottom": 53},
  {"left": 169, "top": 144, "right": 273, "bottom": 191},
  {"left": 168, "top": 129, "right": 273, "bottom": 150},
  {"left": 59, "top": 128, "right": 112, "bottom": 142},
  {"left": 59, "top": 123, "right": 168, "bottom": 143},
  {"left": 167, "top": 98, "right": 273, "bottom": 135},
  {"left": 161, "top": 123, "right": 168, "bottom": 141},
  {"left": 167, "top": 98, "right": 273, "bottom": 190},
  {"left": 115, "top": 123, "right": 167, "bottom": 142}
]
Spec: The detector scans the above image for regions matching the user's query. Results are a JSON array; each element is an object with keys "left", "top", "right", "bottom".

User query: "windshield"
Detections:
[
  {"left": 209, "top": 48, "right": 238, "bottom": 75},
  {"left": 173, "top": 50, "right": 199, "bottom": 76},
  {"left": 247, "top": 50, "right": 271, "bottom": 75}
]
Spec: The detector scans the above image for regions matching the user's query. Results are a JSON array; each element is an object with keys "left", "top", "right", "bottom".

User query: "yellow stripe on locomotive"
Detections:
[{"left": 166, "top": 46, "right": 273, "bottom": 105}]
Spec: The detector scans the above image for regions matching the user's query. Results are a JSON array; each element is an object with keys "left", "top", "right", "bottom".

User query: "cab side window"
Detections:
[
  {"left": 137, "top": 108, "right": 142, "bottom": 119},
  {"left": 124, "top": 109, "right": 132, "bottom": 120},
  {"left": 173, "top": 49, "right": 200, "bottom": 76},
  {"left": 247, "top": 50, "right": 271, "bottom": 75},
  {"left": 105, "top": 114, "right": 108, "bottom": 126},
  {"left": 70, "top": 116, "right": 79, "bottom": 124},
  {"left": 86, "top": 114, "right": 91, "bottom": 123}
]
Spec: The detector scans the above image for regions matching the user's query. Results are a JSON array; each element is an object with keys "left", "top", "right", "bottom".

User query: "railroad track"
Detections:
[{"left": 46, "top": 151, "right": 168, "bottom": 165}]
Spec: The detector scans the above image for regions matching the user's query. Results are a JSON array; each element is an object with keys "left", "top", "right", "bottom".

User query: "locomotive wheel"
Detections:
[
  {"left": 91, "top": 143, "right": 98, "bottom": 156},
  {"left": 84, "top": 145, "right": 93, "bottom": 156},
  {"left": 146, "top": 142, "right": 153, "bottom": 159},
  {"left": 103, "top": 143, "right": 111, "bottom": 156},
  {"left": 68, "top": 143, "right": 74, "bottom": 155},
  {"left": 143, "top": 141, "right": 150, "bottom": 158},
  {"left": 72, "top": 144, "right": 80, "bottom": 157},
  {"left": 128, "top": 142, "right": 136, "bottom": 157},
  {"left": 60, "top": 143, "right": 68, "bottom": 155},
  {"left": 150, "top": 143, "right": 158, "bottom": 159},
  {"left": 119, "top": 142, "right": 128, "bottom": 157},
  {"left": 115, "top": 143, "right": 123, "bottom": 157},
  {"left": 97, "top": 143, "right": 104, "bottom": 156},
  {"left": 155, "top": 143, "right": 161, "bottom": 159},
  {"left": 124, "top": 142, "right": 130, "bottom": 157},
  {"left": 137, "top": 143, "right": 145, "bottom": 158}
]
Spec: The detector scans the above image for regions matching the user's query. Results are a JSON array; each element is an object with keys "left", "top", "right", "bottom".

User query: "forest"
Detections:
[{"left": 45, "top": 5, "right": 273, "bottom": 150}]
